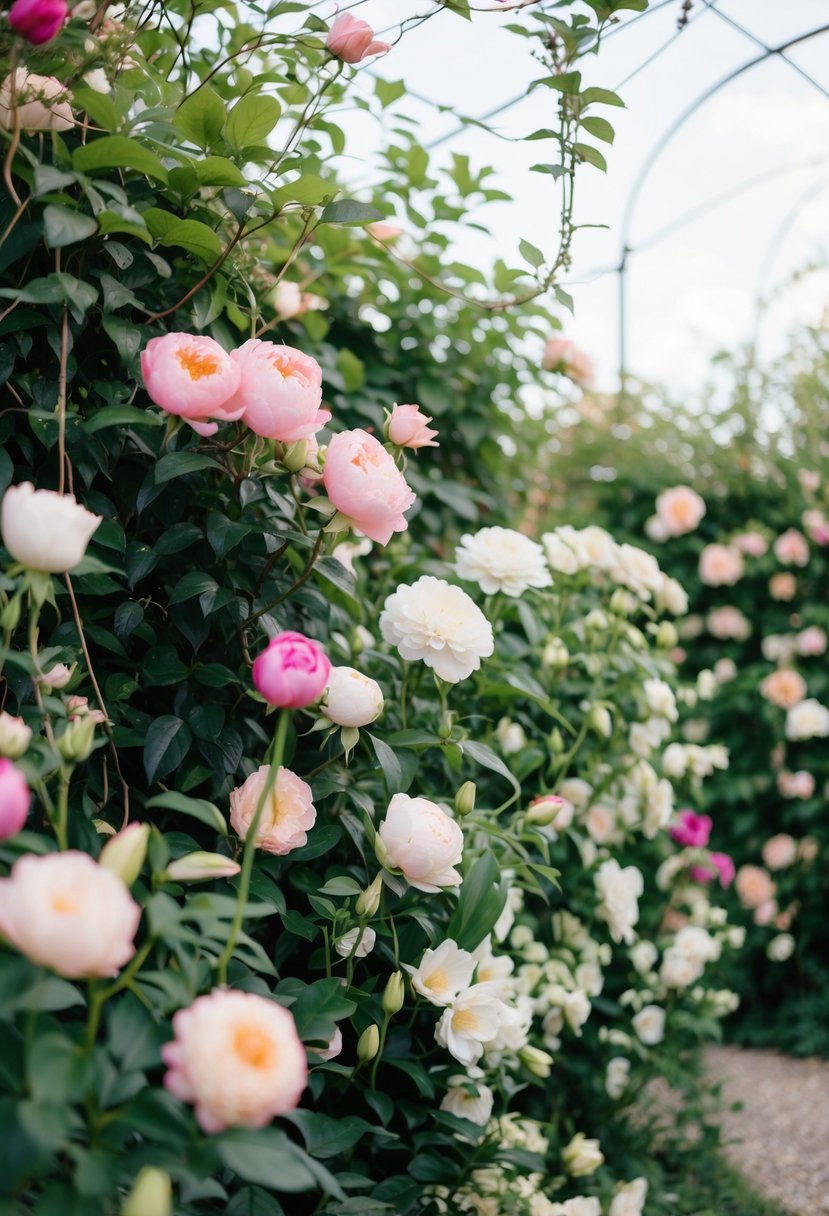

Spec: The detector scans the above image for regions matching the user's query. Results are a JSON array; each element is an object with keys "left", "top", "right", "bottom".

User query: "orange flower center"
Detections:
[
  {"left": 233, "top": 1023, "right": 276, "bottom": 1070},
  {"left": 424, "top": 968, "right": 449, "bottom": 994},
  {"left": 51, "top": 893, "right": 79, "bottom": 915},
  {"left": 269, "top": 353, "right": 302, "bottom": 379},
  {"left": 176, "top": 346, "right": 221, "bottom": 381},
  {"left": 452, "top": 1008, "right": 480, "bottom": 1035}
]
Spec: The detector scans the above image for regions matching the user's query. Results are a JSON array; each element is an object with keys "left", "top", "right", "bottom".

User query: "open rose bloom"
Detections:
[
  {"left": 325, "top": 13, "right": 390, "bottom": 63},
  {"left": 655, "top": 486, "right": 705, "bottom": 537},
  {"left": 141, "top": 333, "right": 243, "bottom": 436},
  {"left": 323, "top": 429, "right": 416, "bottom": 545},
  {"left": 1, "top": 482, "right": 102, "bottom": 573},
  {"left": 378, "top": 793, "right": 464, "bottom": 892},
  {"left": 230, "top": 765, "right": 316, "bottom": 855},
  {"left": 226, "top": 341, "right": 329, "bottom": 442}
]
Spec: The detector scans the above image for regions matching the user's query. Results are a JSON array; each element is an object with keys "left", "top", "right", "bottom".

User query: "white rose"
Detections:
[
  {"left": 562, "top": 1133, "right": 604, "bottom": 1178},
  {"left": 660, "top": 950, "right": 702, "bottom": 989},
  {"left": 334, "top": 926, "right": 376, "bottom": 958},
  {"left": 605, "top": 1056, "right": 631, "bottom": 1099},
  {"left": 643, "top": 778, "right": 673, "bottom": 839},
  {"left": 610, "top": 543, "right": 662, "bottom": 600},
  {"left": 440, "top": 1076, "right": 494, "bottom": 1126},
  {"left": 661, "top": 743, "right": 687, "bottom": 778},
  {"left": 542, "top": 526, "right": 583, "bottom": 574},
  {"left": 549, "top": 1201, "right": 601, "bottom": 1216},
  {"left": 322, "top": 666, "right": 384, "bottom": 727},
  {"left": 595, "top": 859, "right": 643, "bottom": 945},
  {"left": 655, "top": 573, "right": 688, "bottom": 615},
  {"left": 609, "top": 1178, "right": 648, "bottom": 1216},
  {"left": 0, "top": 712, "right": 32, "bottom": 759},
  {"left": 1, "top": 483, "right": 102, "bottom": 573},
  {"left": 496, "top": 717, "right": 527, "bottom": 755},
  {"left": 380, "top": 576, "right": 494, "bottom": 684},
  {"left": 378, "top": 793, "right": 463, "bottom": 892},
  {"left": 786, "top": 698, "right": 829, "bottom": 741},
  {"left": 630, "top": 940, "right": 658, "bottom": 974},
  {"left": 455, "top": 526, "right": 552, "bottom": 597},
  {"left": 644, "top": 678, "right": 678, "bottom": 722},
  {"left": 631, "top": 1004, "right": 665, "bottom": 1045},
  {"left": 673, "top": 924, "right": 720, "bottom": 966},
  {"left": 767, "top": 933, "right": 795, "bottom": 962}
]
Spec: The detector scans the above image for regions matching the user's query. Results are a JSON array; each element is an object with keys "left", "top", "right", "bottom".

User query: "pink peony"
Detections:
[
  {"left": 698, "top": 543, "right": 744, "bottom": 587},
  {"left": 669, "top": 809, "right": 712, "bottom": 849},
  {"left": 796, "top": 626, "right": 827, "bottom": 656},
  {"left": 754, "top": 898, "right": 778, "bottom": 927},
  {"left": 709, "top": 851, "right": 735, "bottom": 887},
  {"left": 225, "top": 341, "right": 329, "bottom": 442},
  {"left": 769, "top": 572, "right": 796, "bottom": 601},
  {"left": 325, "top": 13, "right": 391, "bottom": 63},
  {"left": 141, "top": 333, "right": 242, "bottom": 437},
  {"left": 8, "top": 0, "right": 67, "bottom": 44},
  {"left": 773, "top": 528, "right": 809, "bottom": 567},
  {"left": 0, "top": 758, "right": 30, "bottom": 839},
  {"left": 541, "top": 337, "right": 594, "bottom": 386},
  {"left": 707, "top": 606, "right": 750, "bottom": 641},
  {"left": 762, "top": 834, "right": 797, "bottom": 871},
  {"left": 323, "top": 429, "right": 416, "bottom": 545},
  {"left": 733, "top": 531, "right": 768, "bottom": 557},
  {"left": 252, "top": 631, "right": 330, "bottom": 709},
  {"left": 802, "top": 509, "right": 829, "bottom": 545},
  {"left": 229, "top": 765, "right": 316, "bottom": 855},
  {"left": 162, "top": 989, "right": 307, "bottom": 1132},
  {"left": 760, "top": 668, "right": 806, "bottom": 710},
  {"left": 386, "top": 404, "right": 438, "bottom": 451},
  {"left": 655, "top": 486, "right": 705, "bottom": 538},
  {"left": 777, "top": 769, "right": 815, "bottom": 799},
  {"left": 0, "top": 851, "right": 140, "bottom": 978},
  {"left": 735, "top": 864, "right": 776, "bottom": 910},
  {"left": 378, "top": 793, "right": 463, "bottom": 893}
]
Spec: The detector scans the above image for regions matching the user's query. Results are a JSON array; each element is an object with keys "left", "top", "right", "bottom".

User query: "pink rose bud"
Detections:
[
  {"left": 252, "top": 630, "right": 331, "bottom": 708},
  {"left": 0, "top": 758, "right": 30, "bottom": 840},
  {"left": 386, "top": 404, "right": 439, "bottom": 451},
  {"left": 325, "top": 13, "right": 391, "bottom": 64},
  {"left": 165, "top": 851, "right": 242, "bottom": 881},
  {"left": 225, "top": 341, "right": 330, "bottom": 442},
  {"left": 323, "top": 428, "right": 416, "bottom": 545},
  {"left": 99, "top": 822, "right": 150, "bottom": 886},
  {"left": 669, "top": 809, "right": 711, "bottom": 849},
  {"left": 0, "top": 711, "right": 32, "bottom": 760},
  {"left": 140, "top": 333, "right": 243, "bottom": 437},
  {"left": 8, "top": 0, "right": 67, "bottom": 44},
  {"left": 39, "top": 662, "right": 75, "bottom": 689}
]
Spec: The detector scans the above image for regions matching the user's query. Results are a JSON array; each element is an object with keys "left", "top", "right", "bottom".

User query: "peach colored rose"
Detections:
[
  {"left": 230, "top": 765, "right": 316, "bottom": 855},
  {"left": 386, "top": 404, "right": 438, "bottom": 450},
  {"left": 769, "top": 572, "right": 796, "bottom": 601},
  {"left": 761, "top": 834, "right": 797, "bottom": 871},
  {"left": 0, "top": 851, "right": 140, "bottom": 977},
  {"left": 698, "top": 543, "right": 743, "bottom": 587},
  {"left": 378, "top": 793, "right": 463, "bottom": 892},
  {"left": 754, "top": 898, "right": 778, "bottom": 926},
  {"left": 368, "top": 223, "right": 403, "bottom": 243},
  {"left": 655, "top": 486, "right": 705, "bottom": 538},
  {"left": 162, "top": 989, "right": 307, "bottom": 1131},
  {"left": 325, "top": 13, "right": 390, "bottom": 63},
  {"left": 759, "top": 668, "right": 807, "bottom": 710},
  {"left": 0, "top": 70, "right": 73, "bottom": 131},
  {"left": 224, "top": 340, "right": 329, "bottom": 442},
  {"left": 542, "top": 338, "right": 594, "bottom": 386},
  {"left": 323, "top": 429, "right": 416, "bottom": 545},
  {"left": 141, "top": 333, "right": 242, "bottom": 437},
  {"left": 773, "top": 528, "right": 809, "bottom": 567},
  {"left": 735, "top": 864, "right": 776, "bottom": 910},
  {"left": 585, "top": 804, "right": 616, "bottom": 844}
]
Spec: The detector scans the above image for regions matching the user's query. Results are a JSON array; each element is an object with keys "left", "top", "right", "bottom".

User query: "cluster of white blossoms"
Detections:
[
  {"left": 455, "top": 526, "right": 552, "bottom": 597},
  {"left": 785, "top": 697, "right": 829, "bottom": 741},
  {"left": 594, "top": 859, "right": 644, "bottom": 946},
  {"left": 541, "top": 525, "right": 687, "bottom": 612},
  {"left": 662, "top": 742, "right": 729, "bottom": 780}
]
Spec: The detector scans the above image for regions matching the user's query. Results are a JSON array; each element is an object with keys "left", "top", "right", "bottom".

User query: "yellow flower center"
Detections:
[
  {"left": 51, "top": 893, "right": 78, "bottom": 915},
  {"left": 424, "top": 968, "right": 449, "bottom": 994},
  {"left": 233, "top": 1023, "right": 276, "bottom": 1070},
  {"left": 452, "top": 1008, "right": 480, "bottom": 1035},
  {"left": 175, "top": 346, "right": 221, "bottom": 381}
]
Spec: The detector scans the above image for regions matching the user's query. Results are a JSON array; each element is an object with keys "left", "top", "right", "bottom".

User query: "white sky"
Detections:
[{"left": 325, "top": 0, "right": 829, "bottom": 393}]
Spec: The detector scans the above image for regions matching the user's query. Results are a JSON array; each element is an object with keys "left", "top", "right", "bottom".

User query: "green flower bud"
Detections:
[
  {"left": 282, "top": 439, "right": 309, "bottom": 473},
  {"left": 656, "top": 621, "right": 678, "bottom": 650},
  {"left": 357, "top": 1024, "right": 380, "bottom": 1062},
  {"left": 584, "top": 608, "right": 608, "bottom": 633},
  {"left": 609, "top": 587, "right": 632, "bottom": 616},
  {"left": 454, "top": 781, "right": 476, "bottom": 817},
  {"left": 542, "top": 638, "right": 569, "bottom": 670},
  {"left": 99, "top": 823, "right": 150, "bottom": 886},
  {"left": 57, "top": 714, "right": 96, "bottom": 763},
  {"left": 0, "top": 594, "right": 21, "bottom": 632},
  {"left": 165, "top": 851, "right": 241, "bottom": 882},
  {"left": 355, "top": 872, "right": 383, "bottom": 917},
  {"left": 518, "top": 1044, "right": 554, "bottom": 1078},
  {"left": 437, "top": 710, "right": 454, "bottom": 740},
  {"left": 382, "top": 971, "right": 405, "bottom": 1015},
  {"left": 588, "top": 704, "right": 612, "bottom": 738},
  {"left": 122, "top": 1167, "right": 172, "bottom": 1216},
  {"left": 549, "top": 727, "right": 565, "bottom": 755}
]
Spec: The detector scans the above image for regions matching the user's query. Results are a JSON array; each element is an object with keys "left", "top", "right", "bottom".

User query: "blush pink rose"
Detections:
[
  {"left": 541, "top": 337, "right": 594, "bottom": 386},
  {"left": 760, "top": 668, "right": 807, "bottom": 710},
  {"left": 252, "top": 631, "right": 330, "bottom": 708},
  {"left": 707, "top": 606, "right": 750, "bottom": 641},
  {"left": 387, "top": 404, "right": 439, "bottom": 451},
  {"left": 773, "top": 528, "right": 809, "bottom": 567},
  {"left": 698, "top": 543, "right": 744, "bottom": 587},
  {"left": 655, "top": 486, "right": 705, "bottom": 538},
  {"left": 735, "top": 864, "right": 776, "bottom": 911},
  {"left": 8, "top": 0, "right": 67, "bottom": 44},
  {"left": 323, "top": 429, "right": 416, "bottom": 545},
  {"left": 669, "top": 809, "right": 712, "bottom": 849},
  {"left": 777, "top": 769, "right": 815, "bottom": 799},
  {"left": 141, "top": 333, "right": 242, "bottom": 436},
  {"left": 378, "top": 793, "right": 463, "bottom": 893},
  {"left": 769, "top": 572, "right": 796, "bottom": 601},
  {"left": 733, "top": 531, "right": 768, "bottom": 557},
  {"left": 803, "top": 509, "right": 829, "bottom": 545},
  {"left": 225, "top": 341, "right": 329, "bottom": 442},
  {"left": 754, "top": 898, "right": 778, "bottom": 927},
  {"left": 162, "top": 989, "right": 307, "bottom": 1132},
  {"left": 326, "top": 13, "right": 390, "bottom": 63},
  {"left": 230, "top": 765, "right": 316, "bottom": 855},
  {"left": 796, "top": 626, "right": 827, "bottom": 656},
  {"left": 0, "top": 851, "right": 140, "bottom": 978},
  {"left": 761, "top": 834, "right": 797, "bottom": 871},
  {"left": 0, "top": 758, "right": 30, "bottom": 839}
]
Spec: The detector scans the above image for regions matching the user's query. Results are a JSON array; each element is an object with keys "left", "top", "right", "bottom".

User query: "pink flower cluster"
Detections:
[
  {"left": 690, "top": 852, "right": 735, "bottom": 888},
  {"left": 669, "top": 809, "right": 711, "bottom": 848}
]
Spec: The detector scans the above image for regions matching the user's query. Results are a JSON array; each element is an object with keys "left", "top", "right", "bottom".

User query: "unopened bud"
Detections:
[
  {"left": 165, "top": 851, "right": 241, "bottom": 882},
  {"left": 625, "top": 624, "right": 646, "bottom": 649},
  {"left": 39, "top": 662, "right": 75, "bottom": 691},
  {"left": 438, "top": 710, "right": 454, "bottom": 740},
  {"left": 588, "top": 705, "right": 612, "bottom": 738},
  {"left": 382, "top": 971, "right": 405, "bottom": 1015},
  {"left": 99, "top": 822, "right": 150, "bottom": 886},
  {"left": 542, "top": 638, "right": 569, "bottom": 670},
  {"left": 454, "top": 781, "right": 476, "bottom": 817},
  {"left": 656, "top": 621, "right": 678, "bottom": 650},
  {"left": 374, "top": 835, "right": 392, "bottom": 870},
  {"left": 0, "top": 711, "right": 32, "bottom": 760},
  {"left": 57, "top": 714, "right": 96, "bottom": 763},
  {"left": 518, "top": 1044, "right": 554, "bottom": 1078},
  {"left": 356, "top": 872, "right": 383, "bottom": 917},
  {"left": 609, "top": 587, "right": 633, "bottom": 616},
  {"left": 526, "top": 794, "right": 565, "bottom": 827},
  {"left": 584, "top": 609, "right": 607, "bottom": 633},
  {"left": 122, "top": 1167, "right": 172, "bottom": 1216},
  {"left": 282, "top": 440, "right": 309, "bottom": 473},
  {"left": 0, "top": 594, "right": 21, "bottom": 632},
  {"left": 357, "top": 1023, "right": 380, "bottom": 1062},
  {"left": 549, "top": 727, "right": 565, "bottom": 755}
]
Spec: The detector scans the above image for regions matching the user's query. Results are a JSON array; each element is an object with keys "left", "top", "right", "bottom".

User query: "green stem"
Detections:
[
  {"left": 55, "top": 766, "right": 70, "bottom": 851},
  {"left": 369, "top": 1012, "right": 390, "bottom": 1090},
  {"left": 84, "top": 938, "right": 154, "bottom": 1050},
  {"left": 216, "top": 709, "right": 290, "bottom": 985}
]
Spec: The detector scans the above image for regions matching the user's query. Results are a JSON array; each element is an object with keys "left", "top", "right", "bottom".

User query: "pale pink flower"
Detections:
[
  {"left": 225, "top": 341, "right": 329, "bottom": 442},
  {"left": 39, "top": 662, "right": 74, "bottom": 689},
  {"left": 0, "top": 759, "right": 30, "bottom": 840},
  {"left": 367, "top": 223, "right": 403, "bottom": 243},
  {"left": 802, "top": 509, "right": 829, "bottom": 545},
  {"left": 229, "top": 765, "right": 316, "bottom": 856},
  {"left": 769, "top": 572, "right": 796, "bottom": 601},
  {"left": 162, "top": 989, "right": 307, "bottom": 1132},
  {"left": 252, "top": 631, "right": 330, "bottom": 708},
  {"left": 796, "top": 626, "right": 827, "bottom": 656},
  {"left": 0, "top": 712, "right": 31, "bottom": 760},
  {"left": 0, "top": 70, "right": 73, "bottom": 131},
  {"left": 0, "top": 851, "right": 140, "bottom": 978},
  {"left": 773, "top": 528, "right": 809, "bottom": 567},
  {"left": 311, "top": 1026, "right": 343, "bottom": 1061},
  {"left": 698, "top": 543, "right": 743, "bottom": 587},
  {"left": 325, "top": 13, "right": 390, "bottom": 63},
  {"left": 66, "top": 695, "right": 107, "bottom": 724},
  {"left": 323, "top": 429, "right": 416, "bottom": 545},
  {"left": 777, "top": 770, "right": 815, "bottom": 799},
  {"left": 707, "top": 606, "right": 750, "bottom": 641},
  {"left": 733, "top": 531, "right": 768, "bottom": 557},
  {"left": 655, "top": 486, "right": 705, "bottom": 538},
  {"left": 141, "top": 333, "right": 242, "bottom": 437},
  {"left": 762, "top": 834, "right": 797, "bottom": 871},
  {"left": 585, "top": 804, "right": 616, "bottom": 844},
  {"left": 272, "top": 282, "right": 327, "bottom": 320},
  {"left": 735, "top": 864, "right": 776, "bottom": 911},
  {"left": 760, "top": 669, "right": 807, "bottom": 710},
  {"left": 378, "top": 793, "right": 463, "bottom": 893},
  {"left": 541, "top": 338, "right": 594, "bottom": 386},
  {"left": 798, "top": 469, "right": 821, "bottom": 493},
  {"left": 387, "top": 404, "right": 438, "bottom": 451},
  {"left": 754, "top": 898, "right": 778, "bottom": 927}
]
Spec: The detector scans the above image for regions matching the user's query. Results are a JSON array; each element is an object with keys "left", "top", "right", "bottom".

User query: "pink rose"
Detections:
[
  {"left": 541, "top": 337, "right": 594, "bottom": 386},
  {"left": 386, "top": 404, "right": 439, "bottom": 451},
  {"left": 669, "top": 809, "right": 712, "bottom": 849},
  {"left": 706, "top": 606, "right": 750, "bottom": 641},
  {"left": 0, "top": 851, "right": 140, "bottom": 978},
  {"left": 323, "top": 429, "right": 416, "bottom": 545},
  {"left": 252, "top": 631, "right": 330, "bottom": 708},
  {"left": 325, "top": 13, "right": 390, "bottom": 63},
  {"left": 709, "top": 851, "right": 735, "bottom": 888},
  {"left": 754, "top": 898, "right": 778, "bottom": 927},
  {"left": 230, "top": 765, "right": 316, "bottom": 855},
  {"left": 225, "top": 340, "right": 330, "bottom": 442},
  {"left": 162, "top": 989, "right": 307, "bottom": 1132},
  {"left": 769, "top": 572, "right": 796, "bottom": 601},
  {"left": 777, "top": 769, "right": 815, "bottom": 799},
  {"left": 585, "top": 803, "right": 616, "bottom": 844},
  {"left": 735, "top": 864, "right": 776, "bottom": 911},
  {"left": 762, "top": 834, "right": 797, "bottom": 871},
  {"left": 803, "top": 509, "right": 829, "bottom": 545},
  {"left": 0, "top": 71, "right": 74, "bottom": 132},
  {"left": 141, "top": 333, "right": 243, "bottom": 437},
  {"left": 0, "top": 758, "right": 30, "bottom": 840},
  {"left": 655, "top": 485, "right": 705, "bottom": 538},
  {"left": 773, "top": 528, "right": 809, "bottom": 567},
  {"left": 733, "top": 531, "right": 768, "bottom": 557},
  {"left": 378, "top": 793, "right": 463, "bottom": 893},
  {"left": 8, "top": 0, "right": 67, "bottom": 44},
  {"left": 760, "top": 668, "right": 806, "bottom": 710},
  {"left": 698, "top": 543, "right": 744, "bottom": 587},
  {"left": 796, "top": 626, "right": 827, "bottom": 656}
]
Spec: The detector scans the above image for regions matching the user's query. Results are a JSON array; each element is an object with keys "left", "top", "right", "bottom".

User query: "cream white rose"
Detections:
[
  {"left": 380, "top": 575, "right": 494, "bottom": 683},
  {"left": 1, "top": 483, "right": 102, "bottom": 573},
  {"left": 595, "top": 859, "right": 643, "bottom": 945},
  {"left": 631, "top": 1003, "right": 665, "bottom": 1045},
  {"left": 455, "top": 526, "right": 552, "bottom": 597},
  {"left": 322, "top": 666, "right": 384, "bottom": 727},
  {"left": 609, "top": 1178, "right": 648, "bottom": 1216},
  {"left": 562, "top": 1132, "right": 604, "bottom": 1177},
  {"left": 786, "top": 698, "right": 829, "bottom": 741},
  {"left": 378, "top": 793, "right": 463, "bottom": 892}
]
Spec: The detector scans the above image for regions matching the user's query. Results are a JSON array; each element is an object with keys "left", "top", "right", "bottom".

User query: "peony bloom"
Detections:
[
  {"left": 632, "top": 1004, "right": 666, "bottom": 1046},
  {"left": 434, "top": 984, "right": 507, "bottom": 1066},
  {"left": 769, "top": 572, "right": 796, "bottom": 601},
  {"left": 378, "top": 793, "right": 463, "bottom": 893},
  {"left": 785, "top": 697, "right": 829, "bottom": 741},
  {"left": 334, "top": 926, "right": 376, "bottom": 958},
  {"left": 322, "top": 666, "right": 383, "bottom": 728},
  {"left": 777, "top": 769, "right": 815, "bottom": 799},
  {"left": 440, "top": 1075, "right": 494, "bottom": 1126},
  {"left": 762, "top": 834, "right": 798, "bottom": 871},
  {"left": 796, "top": 625, "right": 827, "bottom": 656},
  {"left": 760, "top": 668, "right": 807, "bottom": 710},
  {"left": 406, "top": 939, "right": 476, "bottom": 1006},
  {"left": 0, "top": 70, "right": 73, "bottom": 132},
  {"left": 609, "top": 1179, "right": 648, "bottom": 1216},
  {"left": 325, "top": 13, "right": 390, "bottom": 63},
  {"left": 380, "top": 576, "right": 494, "bottom": 683},
  {"left": 162, "top": 989, "right": 307, "bottom": 1132},
  {"left": 707, "top": 606, "right": 750, "bottom": 641},
  {"left": 694, "top": 851, "right": 735, "bottom": 888},
  {"left": 562, "top": 1133, "right": 605, "bottom": 1177},
  {"left": 773, "top": 528, "right": 809, "bottom": 567},
  {"left": 594, "top": 860, "right": 643, "bottom": 945},
  {"left": 323, "top": 429, "right": 415, "bottom": 545},
  {"left": 698, "top": 543, "right": 744, "bottom": 587},
  {"left": 230, "top": 765, "right": 316, "bottom": 856},
  {"left": 655, "top": 485, "right": 705, "bottom": 537},
  {"left": 386, "top": 404, "right": 438, "bottom": 451},
  {"left": 0, "top": 712, "right": 31, "bottom": 760},
  {"left": 455, "top": 526, "right": 552, "bottom": 598},
  {"left": 733, "top": 530, "right": 768, "bottom": 557},
  {"left": 8, "top": 0, "right": 67, "bottom": 44},
  {"left": 252, "top": 631, "right": 330, "bottom": 708},
  {"left": 669, "top": 809, "right": 712, "bottom": 849},
  {"left": 141, "top": 333, "right": 243, "bottom": 437},
  {"left": 542, "top": 338, "right": 594, "bottom": 386},
  {"left": 1, "top": 483, "right": 101, "bottom": 574},
  {"left": 0, "top": 758, "right": 30, "bottom": 839},
  {"left": 735, "top": 864, "right": 776, "bottom": 910},
  {"left": 225, "top": 340, "right": 329, "bottom": 442},
  {"left": 0, "top": 851, "right": 140, "bottom": 977}
]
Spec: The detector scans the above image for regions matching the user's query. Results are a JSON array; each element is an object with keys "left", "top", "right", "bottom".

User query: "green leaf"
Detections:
[
  {"left": 74, "top": 136, "right": 168, "bottom": 182},
  {"left": 0, "top": 274, "right": 97, "bottom": 321},
  {"left": 519, "top": 238, "right": 544, "bottom": 269},
  {"left": 374, "top": 78, "right": 406, "bottom": 108},
  {"left": 580, "top": 86, "right": 625, "bottom": 108},
  {"left": 155, "top": 451, "right": 219, "bottom": 484},
  {"left": 530, "top": 70, "right": 581, "bottom": 94},
  {"left": 217, "top": 1128, "right": 343, "bottom": 1197},
  {"left": 271, "top": 175, "right": 336, "bottom": 210},
  {"left": 446, "top": 850, "right": 508, "bottom": 951},
  {"left": 580, "top": 115, "right": 615, "bottom": 144},
  {"left": 146, "top": 790, "right": 228, "bottom": 835},
  {"left": 83, "top": 405, "right": 162, "bottom": 434},
  {"left": 143, "top": 716, "right": 193, "bottom": 785},
  {"left": 43, "top": 206, "right": 97, "bottom": 248},
  {"left": 285, "top": 1110, "right": 393, "bottom": 1159},
  {"left": 573, "top": 142, "right": 607, "bottom": 171},
  {"left": 368, "top": 733, "right": 403, "bottom": 793},
  {"left": 226, "top": 1189, "right": 285, "bottom": 1216},
  {"left": 194, "top": 156, "right": 248, "bottom": 187},
  {"left": 225, "top": 94, "right": 282, "bottom": 147},
  {"left": 319, "top": 200, "right": 383, "bottom": 226},
  {"left": 288, "top": 977, "right": 356, "bottom": 1044},
  {"left": 157, "top": 219, "right": 223, "bottom": 262},
  {"left": 175, "top": 87, "right": 226, "bottom": 148},
  {"left": 460, "top": 740, "right": 521, "bottom": 799}
]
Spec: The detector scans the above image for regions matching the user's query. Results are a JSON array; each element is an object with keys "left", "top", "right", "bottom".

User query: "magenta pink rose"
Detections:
[
  {"left": 387, "top": 404, "right": 438, "bottom": 451},
  {"left": 0, "top": 758, "right": 30, "bottom": 840},
  {"left": 225, "top": 341, "right": 330, "bottom": 442},
  {"left": 252, "top": 630, "right": 330, "bottom": 708},
  {"left": 323, "top": 429, "right": 416, "bottom": 545},
  {"left": 669, "top": 809, "right": 712, "bottom": 849},
  {"left": 325, "top": 13, "right": 390, "bottom": 63},
  {"left": 8, "top": 0, "right": 67, "bottom": 44},
  {"left": 141, "top": 333, "right": 243, "bottom": 436}
]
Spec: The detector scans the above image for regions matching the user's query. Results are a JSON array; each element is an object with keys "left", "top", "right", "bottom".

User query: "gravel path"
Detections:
[{"left": 705, "top": 1044, "right": 829, "bottom": 1215}]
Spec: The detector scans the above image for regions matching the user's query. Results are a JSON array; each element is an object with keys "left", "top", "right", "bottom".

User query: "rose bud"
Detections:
[
  {"left": 122, "top": 1168, "right": 172, "bottom": 1216},
  {"left": 0, "top": 712, "right": 32, "bottom": 760},
  {"left": 98, "top": 822, "right": 150, "bottom": 886},
  {"left": 252, "top": 631, "right": 331, "bottom": 709},
  {"left": 385, "top": 404, "right": 438, "bottom": 451},
  {"left": 1, "top": 483, "right": 101, "bottom": 574},
  {"left": 326, "top": 13, "right": 390, "bottom": 63},
  {"left": 8, "top": 0, "right": 67, "bottom": 45},
  {"left": 322, "top": 666, "right": 383, "bottom": 728},
  {"left": 165, "top": 851, "right": 241, "bottom": 882},
  {"left": 0, "top": 758, "right": 30, "bottom": 840}
]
